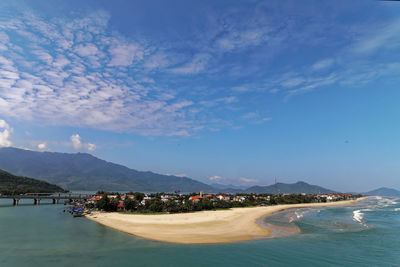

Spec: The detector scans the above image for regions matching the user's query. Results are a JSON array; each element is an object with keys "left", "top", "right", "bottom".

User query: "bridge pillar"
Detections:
[
  {"left": 13, "top": 198, "right": 19, "bottom": 206},
  {"left": 52, "top": 199, "right": 59, "bottom": 204},
  {"left": 34, "top": 198, "right": 40, "bottom": 205}
]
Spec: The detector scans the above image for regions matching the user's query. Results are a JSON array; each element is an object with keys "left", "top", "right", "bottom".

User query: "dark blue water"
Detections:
[{"left": 0, "top": 197, "right": 399, "bottom": 266}]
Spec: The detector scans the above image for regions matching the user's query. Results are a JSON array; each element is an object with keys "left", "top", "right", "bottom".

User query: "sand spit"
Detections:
[{"left": 86, "top": 197, "right": 367, "bottom": 244}]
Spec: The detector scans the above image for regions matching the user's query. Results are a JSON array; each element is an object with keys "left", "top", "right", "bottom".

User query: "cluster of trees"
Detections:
[
  {"left": 268, "top": 194, "right": 316, "bottom": 204},
  {"left": 0, "top": 169, "right": 66, "bottom": 195},
  {"left": 89, "top": 192, "right": 340, "bottom": 213},
  {"left": 123, "top": 196, "right": 247, "bottom": 213}
]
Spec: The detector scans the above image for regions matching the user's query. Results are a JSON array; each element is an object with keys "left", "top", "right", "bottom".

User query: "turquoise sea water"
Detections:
[{"left": 0, "top": 197, "right": 399, "bottom": 267}]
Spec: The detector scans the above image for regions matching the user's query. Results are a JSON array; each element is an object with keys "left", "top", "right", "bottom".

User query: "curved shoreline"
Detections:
[{"left": 86, "top": 197, "right": 367, "bottom": 244}]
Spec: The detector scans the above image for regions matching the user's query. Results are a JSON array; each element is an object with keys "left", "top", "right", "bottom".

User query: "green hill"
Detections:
[{"left": 0, "top": 169, "right": 66, "bottom": 194}]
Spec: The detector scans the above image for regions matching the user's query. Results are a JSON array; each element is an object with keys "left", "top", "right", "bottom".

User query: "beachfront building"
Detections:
[
  {"left": 217, "top": 194, "right": 230, "bottom": 201},
  {"left": 189, "top": 193, "right": 215, "bottom": 203},
  {"left": 232, "top": 196, "right": 246, "bottom": 202}
]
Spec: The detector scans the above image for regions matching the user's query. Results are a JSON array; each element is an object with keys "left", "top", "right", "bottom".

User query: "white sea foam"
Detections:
[
  {"left": 294, "top": 210, "right": 304, "bottom": 220},
  {"left": 373, "top": 197, "right": 399, "bottom": 208},
  {"left": 394, "top": 208, "right": 400, "bottom": 212},
  {"left": 352, "top": 210, "right": 364, "bottom": 224},
  {"left": 361, "top": 209, "right": 373, "bottom": 212},
  {"left": 287, "top": 209, "right": 314, "bottom": 223}
]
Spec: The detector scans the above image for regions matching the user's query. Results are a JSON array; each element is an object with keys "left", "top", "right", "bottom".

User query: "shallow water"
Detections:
[{"left": 0, "top": 197, "right": 399, "bottom": 266}]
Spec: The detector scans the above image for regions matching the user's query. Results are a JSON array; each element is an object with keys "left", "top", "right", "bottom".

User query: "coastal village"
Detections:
[{"left": 85, "top": 190, "right": 357, "bottom": 213}]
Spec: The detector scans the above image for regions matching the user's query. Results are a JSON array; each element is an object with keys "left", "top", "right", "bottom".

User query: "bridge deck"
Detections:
[{"left": 0, "top": 194, "right": 93, "bottom": 200}]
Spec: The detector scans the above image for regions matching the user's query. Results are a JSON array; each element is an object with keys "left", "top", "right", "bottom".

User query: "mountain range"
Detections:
[
  {"left": 244, "top": 181, "right": 336, "bottom": 194},
  {"left": 0, "top": 147, "right": 385, "bottom": 195},
  {"left": 0, "top": 147, "right": 214, "bottom": 192}
]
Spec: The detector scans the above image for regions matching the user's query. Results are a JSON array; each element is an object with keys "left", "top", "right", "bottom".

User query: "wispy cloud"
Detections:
[
  {"left": 169, "top": 53, "right": 211, "bottom": 74},
  {"left": 241, "top": 112, "right": 272, "bottom": 124},
  {"left": 1, "top": 3, "right": 399, "bottom": 138},
  {"left": 312, "top": 59, "right": 334, "bottom": 71},
  {"left": 239, "top": 177, "right": 258, "bottom": 184},
  {"left": 353, "top": 18, "right": 400, "bottom": 54},
  {"left": 208, "top": 175, "right": 222, "bottom": 182},
  {"left": 166, "top": 173, "right": 188, "bottom": 178},
  {"left": 0, "top": 11, "right": 204, "bottom": 136}
]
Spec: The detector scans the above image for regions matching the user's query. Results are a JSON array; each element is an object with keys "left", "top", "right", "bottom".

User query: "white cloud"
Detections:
[
  {"left": 0, "top": 12, "right": 203, "bottom": 136},
  {"left": 209, "top": 175, "right": 222, "bottom": 182},
  {"left": 109, "top": 43, "right": 144, "bottom": 66},
  {"left": 70, "top": 134, "right": 96, "bottom": 152},
  {"left": 37, "top": 143, "right": 47, "bottom": 151},
  {"left": 239, "top": 177, "right": 258, "bottom": 184},
  {"left": 87, "top": 143, "right": 96, "bottom": 152},
  {"left": 1, "top": 5, "right": 397, "bottom": 137},
  {"left": 0, "top": 119, "right": 12, "bottom": 147},
  {"left": 144, "top": 52, "right": 170, "bottom": 70},
  {"left": 75, "top": 43, "right": 99, "bottom": 57}
]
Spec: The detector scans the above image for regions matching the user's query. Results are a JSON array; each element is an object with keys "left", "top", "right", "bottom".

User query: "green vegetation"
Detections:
[
  {"left": 0, "top": 169, "right": 66, "bottom": 195},
  {"left": 88, "top": 192, "right": 359, "bottom": 214},
  {"left": 94, "top": 193, "right": 119, "bottom": 212}
]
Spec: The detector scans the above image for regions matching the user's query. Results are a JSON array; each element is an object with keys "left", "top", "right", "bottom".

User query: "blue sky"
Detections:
[{"left": 0, "top": 0, "right": 400, "bottom": 192}]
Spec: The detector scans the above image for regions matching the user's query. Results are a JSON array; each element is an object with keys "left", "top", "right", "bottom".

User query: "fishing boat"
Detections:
[
  {"left": 72, "top": 206, "right": 84, "bottom": 217},
  {"left": 67, "top": 203, "right": 85, "bottom": 217}
]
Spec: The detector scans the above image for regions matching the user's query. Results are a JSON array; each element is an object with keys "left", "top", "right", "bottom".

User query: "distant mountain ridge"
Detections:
[
  {"left": 0, "top": 147, "right": 340, "bottom": 194},
  {"left": 0, "top": 147, "right": 214, "bottom": 192},
  {"left": 365, "top": 187, "right": 400, "bottom": 197},
  {"left": 244, "top": 181, "right": 336, "bottom": 194},
  {"left": 0, "top": 169, "right": 65, "bottom": 194}
]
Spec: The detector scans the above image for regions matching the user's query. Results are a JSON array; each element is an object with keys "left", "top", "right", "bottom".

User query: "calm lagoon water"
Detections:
[{"left": 0, "top": 197, "right": 399, "bottom": 267}]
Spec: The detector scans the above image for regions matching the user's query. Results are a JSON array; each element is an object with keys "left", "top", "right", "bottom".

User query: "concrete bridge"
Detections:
[{"left": 0, "top": 193, "right": 93, "bottom": 205}]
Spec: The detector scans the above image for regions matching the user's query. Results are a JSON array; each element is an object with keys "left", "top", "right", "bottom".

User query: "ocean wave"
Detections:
[
  {"left": 394, "top": 208, "right": 400, "bottom": 212},
  {"left": 352, "top": 210, "right": 364, "bottom": 224},
  {"left": 379, "top": 201, "right": 397, "bottom": 207},
  {"left": 367, "top": 197, "right": 399, "bottom": 209},
  {"left": 287, "top": 209, "right": 315, "bottom": 223},
  {"left": 360, "top": 209, "right": 373, "bottom": 212},
  {"left": 294, "top": 210, "right": 305, "bottom": 220}
]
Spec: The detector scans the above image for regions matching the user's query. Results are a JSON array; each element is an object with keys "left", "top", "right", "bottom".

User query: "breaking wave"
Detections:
[{"left": 352, "top": 210, "right": 364, "bottom": 224}]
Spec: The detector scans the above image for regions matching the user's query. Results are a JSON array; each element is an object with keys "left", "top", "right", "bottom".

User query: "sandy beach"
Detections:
[{"left": 86, "top": 197, "right": 367, "bottom": 244}]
